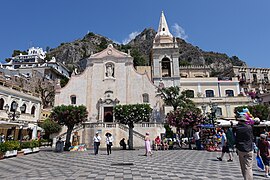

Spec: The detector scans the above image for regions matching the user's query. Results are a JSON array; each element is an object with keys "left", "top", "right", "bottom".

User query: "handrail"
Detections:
[{"left": 56, "top": 124, "right": 84, "bottom": 140}]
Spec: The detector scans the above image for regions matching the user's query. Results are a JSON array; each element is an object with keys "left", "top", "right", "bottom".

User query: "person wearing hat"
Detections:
[
  {"left": 93, "top": 131, "right": 101, "bottom": 155},
  {"left": 258, "top": 133, "right": 270, "bottom": 178},
  {"left": 235, "top": 116, "right": 254, "bottom": 180}
]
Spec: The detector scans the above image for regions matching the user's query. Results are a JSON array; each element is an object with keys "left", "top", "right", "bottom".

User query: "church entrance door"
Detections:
[{"left": 104, "top": 107, "right": 113, "bottom": 122}]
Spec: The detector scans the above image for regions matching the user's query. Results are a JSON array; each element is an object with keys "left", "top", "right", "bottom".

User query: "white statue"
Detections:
[{"left": 106, "top": 64, "right": 114, "bottom": 77}]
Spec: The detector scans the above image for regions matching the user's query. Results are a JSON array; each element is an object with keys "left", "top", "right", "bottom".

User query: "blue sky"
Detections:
[{"left": 1, "top": 0, "right": 270, "bottom": 68}]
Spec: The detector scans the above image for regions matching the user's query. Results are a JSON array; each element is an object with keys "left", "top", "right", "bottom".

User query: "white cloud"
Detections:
[
  {"left": 172, "top": 23, "right": 188, "bottom": 40},
  {"left": 122, "top": 31, "right": 140, "bottom": 45}
]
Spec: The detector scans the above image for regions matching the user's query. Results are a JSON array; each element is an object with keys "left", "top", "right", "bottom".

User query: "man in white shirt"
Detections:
[
  {"left": 93, "top": 132, "right": 101, "bottom": 155},
  {"left": 194, "top": 128, "right": 201, "bottom": 150},
  {"left": 217, "top": 129, "right": 233, "bottom": 161}
]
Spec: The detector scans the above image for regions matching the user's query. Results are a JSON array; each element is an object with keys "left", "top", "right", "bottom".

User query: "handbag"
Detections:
[
  {"left": 109, "top": 142, "right": 113, "bottom": 146},
  {"left": 256, "top": 155, "right": 265, "bottom": 170}
]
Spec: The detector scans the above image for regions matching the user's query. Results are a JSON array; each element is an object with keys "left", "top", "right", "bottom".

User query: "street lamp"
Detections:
[
  {"left": 4, "top": 102, "right": 26, "bottom": 144},
  {"left": 210, "top": 103, "right": 218, "bottom": 127},
  {"left": 4, "top": 102, "right": 25, "bottom": 121}
]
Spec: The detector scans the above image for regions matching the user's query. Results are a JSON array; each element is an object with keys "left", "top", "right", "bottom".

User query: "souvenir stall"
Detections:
[{"left": 200, "top": 124, "right": 218, "bottom": 151}]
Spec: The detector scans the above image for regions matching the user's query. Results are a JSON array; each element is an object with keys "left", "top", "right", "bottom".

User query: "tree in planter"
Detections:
[
  {"left": 167, "top": 107, "right": 204, "bottom": 149},
  {"left": 40, "top": 118, "right": 62, "bottom": 140},
  {"left": 158, "top": 86, "right": 195, "bottom": 111},
  {"left": 50, "top": 105, "right": 88, "bottom": 151},
  {"left": 114, "top": 104, "right": 152, "bottom": 150}
]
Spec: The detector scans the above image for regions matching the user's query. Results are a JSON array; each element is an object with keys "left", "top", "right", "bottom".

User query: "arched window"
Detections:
[
  {"left": 0, "top": 98, "right": 4, "bottom": 110},
  {"left": 186, "top": 90, "right": 194, "bottom": 98},
  {"left": 161, "top": 57, "right": 171, "bottom": 77},
  {"left": 142, "top": 93, "right": 149, "bottom": 103},
  {"left": 70, "top": 95, "right": 76, "bottom": 105},
  {"left": 31, "top": 106, "right": 36, "bottom": 115},
  {"left": 21, "top": 104, "right": 27, "bottom": 113},
  {"left": 205, "top": 90, "right": 214, "bottom": 97},
  {"left": 225, "top": 90, "right": 234, "bottom": 97}
]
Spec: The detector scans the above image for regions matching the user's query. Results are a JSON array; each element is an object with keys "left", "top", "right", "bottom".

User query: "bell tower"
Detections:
[{"left": 152, "top": 11, "right": 180, "bottom": 87}]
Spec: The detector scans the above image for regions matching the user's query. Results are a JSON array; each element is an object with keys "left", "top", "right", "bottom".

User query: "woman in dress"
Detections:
[{"left": 144, "top": 132, "right": 152, "bottom": 156}]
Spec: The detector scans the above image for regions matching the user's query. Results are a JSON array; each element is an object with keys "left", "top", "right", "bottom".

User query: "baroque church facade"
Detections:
[{"left": 55, "top": 12, "right": 252, "bottom": 148}]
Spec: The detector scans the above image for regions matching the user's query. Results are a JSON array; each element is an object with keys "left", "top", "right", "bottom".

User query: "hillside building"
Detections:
[{"left": 2, "top": 47, "right": 70, "bottom": 80}]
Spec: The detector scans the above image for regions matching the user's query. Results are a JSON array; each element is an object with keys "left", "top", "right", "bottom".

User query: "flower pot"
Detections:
[
  {"left": 23, "top": 148, "right": 33, "bottom": 154},
  {"left": 32, "top": 147, "right": 39, "bottom": 153},
  {"left": 4, "top": 150, "right": 18, "bottom": 157}
]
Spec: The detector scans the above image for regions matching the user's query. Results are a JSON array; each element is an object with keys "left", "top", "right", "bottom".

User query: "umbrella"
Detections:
[{"left": 105, "top": 132, "right": 112, "bottom": 136}]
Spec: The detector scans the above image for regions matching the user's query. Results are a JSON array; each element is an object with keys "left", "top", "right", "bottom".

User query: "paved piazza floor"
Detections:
[{"left": 0, "top": 148, "right": 267, "bottom": 180}]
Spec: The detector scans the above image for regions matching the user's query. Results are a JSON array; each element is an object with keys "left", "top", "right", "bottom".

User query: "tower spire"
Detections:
[
  {"left": 156, "top": 11, "right": 173, "bottom": 38},
  {"left": 153, "top": 11, "right": 174, "bottom": 45}
]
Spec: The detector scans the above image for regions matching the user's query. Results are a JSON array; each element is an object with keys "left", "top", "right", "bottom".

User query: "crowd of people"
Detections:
[{"left": 57, "top": 115, "right": 270, "bottom": 180}]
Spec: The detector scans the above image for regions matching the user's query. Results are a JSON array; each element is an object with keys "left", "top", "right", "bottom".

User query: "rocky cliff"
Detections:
[{"left": 46, "top": 28, "right": 246, "bottom": 77}]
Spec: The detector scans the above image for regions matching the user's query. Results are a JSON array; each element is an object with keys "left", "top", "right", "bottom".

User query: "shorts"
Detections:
[
  {"left": 222, "top": 146, "right": 229, "bottom": 153},
  {"left": 261, "top": 155, "right": 270, "bottom": 166}
]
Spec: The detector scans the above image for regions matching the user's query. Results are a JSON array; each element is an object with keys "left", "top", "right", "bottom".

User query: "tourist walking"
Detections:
[
  {"left": 217, "top": 129, "right": 233, "bottom": 162},
  {"left": 257, "top": 133, "right": 270, "bottom": 178},
  {"left": 144, "top": 132, "right": 152, "bottom": 156},
  {"left": 93, "top": 132, "right": 101, "bottom": 155},
  {"left": 105, "top": 132, "right": 113, "bottom": 155},
  {"left": 194, "top": 128, "right": 201, "bottom": 150},
  {"left": 235, "top": 117, "right": 254, "bottom": 180}
]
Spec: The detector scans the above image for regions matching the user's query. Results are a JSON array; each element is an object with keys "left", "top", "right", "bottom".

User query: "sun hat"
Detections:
[
  {"left": 96, "top": 131, "right": 99, "bottom": 134},
  {"left": 260, "top": 134, "right": 267, "bottom": 139}
]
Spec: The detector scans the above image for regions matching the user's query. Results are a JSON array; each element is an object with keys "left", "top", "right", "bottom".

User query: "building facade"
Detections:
[
  {"left": 55, "top": 44, "right": 164, "bottom": 148},
  {"left": 54, "top": 11, "right": 254, "bottom": 148},
  {"left": 0, "top": 80, "right": 42, "bottom": 141}
]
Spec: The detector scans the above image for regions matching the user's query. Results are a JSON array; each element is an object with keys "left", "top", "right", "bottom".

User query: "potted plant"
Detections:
[
  {"left": 32, "top": 140, "right": 40, "bottom": 153},
  {"left": 21, "top": 141, "right": 32, "bottom": 154},
  {"left": 4, "top": 141, "right": 20, "bottom": 157}
]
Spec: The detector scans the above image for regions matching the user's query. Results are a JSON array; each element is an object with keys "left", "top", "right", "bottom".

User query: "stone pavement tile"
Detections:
[{"left": 1, "top": 149, "right": 269, "bottom": 179}]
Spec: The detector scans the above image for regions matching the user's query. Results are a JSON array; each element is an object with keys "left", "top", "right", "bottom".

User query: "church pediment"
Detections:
[{"left": 90, "top": 44, "right": 130, "bottom": 59}]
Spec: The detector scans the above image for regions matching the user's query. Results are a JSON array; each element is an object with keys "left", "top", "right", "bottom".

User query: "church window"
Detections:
[
  {"left": 142, "top": 93, "right": 149, "bottom": 103},
  {"left": 225, "top": 90, "right": 234, "bottom": 97},
  {"left": 161, "top": 57, "right": 171, "bottom": 77},
  {"left": 162, "top": 28, "right": 165, "bottom": 31},
  {"left": 186, "top": 90, "right": 194, "bottom": 98},
  {"left": 70, "top": 95, "right": 76, "bottom": 105},
  {"left": 205, "top": 90, "right": 214, "bottom": 97}
]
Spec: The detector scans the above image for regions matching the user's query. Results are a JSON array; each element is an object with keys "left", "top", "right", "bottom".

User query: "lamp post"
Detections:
[
  {"left": 4, "top": 102, "right": 25, "bottom": 144},
  {"left": 210, "top": 103, "right": 218, "bottom": 127}
]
